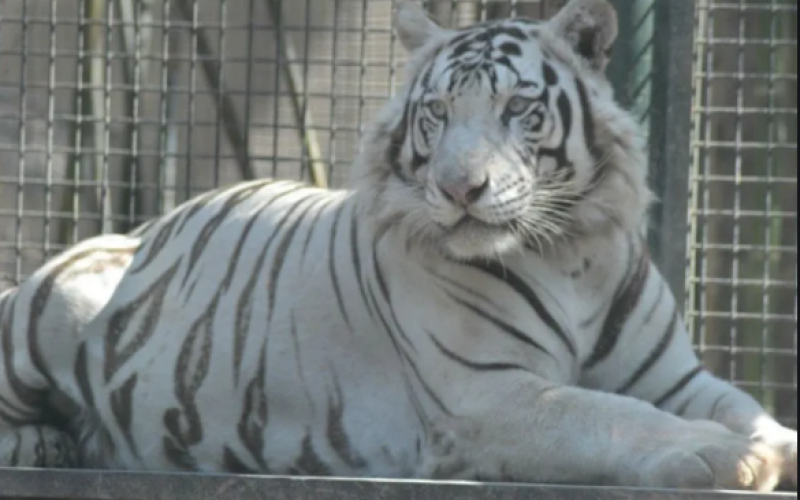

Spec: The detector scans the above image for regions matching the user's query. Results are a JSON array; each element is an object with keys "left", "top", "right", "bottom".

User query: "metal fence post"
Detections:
[
  {"left": 608, "top": 0, "right": 695, "bottom": 308},
  {"left": 648, "top": 0, "right": 695, "bottom": 310}
]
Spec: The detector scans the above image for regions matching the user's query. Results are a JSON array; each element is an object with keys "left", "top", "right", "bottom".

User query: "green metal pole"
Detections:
[{"left": 608, "top": 0, "right": 695, "bottom": 307}]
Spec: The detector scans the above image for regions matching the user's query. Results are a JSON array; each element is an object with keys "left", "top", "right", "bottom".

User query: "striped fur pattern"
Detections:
[
  {"left": 0, "top": 234, "right": 139, "bottom": 468},
  {"left": 0, "top": 0, "right": 796, "bottom": 491}
]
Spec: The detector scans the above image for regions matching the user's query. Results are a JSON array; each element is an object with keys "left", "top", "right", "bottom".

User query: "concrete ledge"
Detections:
[{"left": 0, "top": 469, "right": 796, "bottom": 500}]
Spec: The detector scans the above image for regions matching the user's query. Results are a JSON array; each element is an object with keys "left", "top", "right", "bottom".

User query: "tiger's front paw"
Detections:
[
  {"left": 754, "top": 426, "right": 797, "bottom": 490},
  {"left": 633, "top": 421, "right": 784, "bottom": 492}
]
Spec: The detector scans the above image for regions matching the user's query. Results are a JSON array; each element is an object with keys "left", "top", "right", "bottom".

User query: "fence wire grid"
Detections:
[
  {"left": 0, "top": 0, "right": 796, "bottom": 430},
  {"left": 689, "top": 0, "right": 797, "bottom": 429}
]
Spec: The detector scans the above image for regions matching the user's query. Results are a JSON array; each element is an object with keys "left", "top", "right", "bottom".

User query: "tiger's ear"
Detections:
[
  {"left": 548, "top": 0, "right": 618, "bottom": 72},
  {"left": 394, "top": 1, "right": 447, "bottom": 53}
]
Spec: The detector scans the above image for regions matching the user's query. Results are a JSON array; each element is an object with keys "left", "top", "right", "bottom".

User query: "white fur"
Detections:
[
  {"left": 355, "top": 1, "right": 650, "bottom": 262},
  {"left": 0, "top": 0, "right": 795, "bottom": 491}
]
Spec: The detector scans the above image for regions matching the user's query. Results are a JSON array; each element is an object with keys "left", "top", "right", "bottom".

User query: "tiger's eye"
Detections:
[
  {"left": 506, "top": 95, "right": 533, "bottom": 116},
  {"left": 427, "top": 99, "right": 448, "bottom": 119}
]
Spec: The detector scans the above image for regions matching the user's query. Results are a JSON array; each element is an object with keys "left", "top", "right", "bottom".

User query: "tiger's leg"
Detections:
[
  {"left": 581, "top": 260, "right": 797, "bottom": 488},
  {"left": 418, "top": 373, "right": 783, "bottom": 491},
  {"left": 0, "top": 235, "right": 139, "bottom": 468},
  {"left": 0, "top": 425, "right": 79, "bottom": 468},
  {"left": 0, "top": 287, "right": 77, "bottom": 468}
]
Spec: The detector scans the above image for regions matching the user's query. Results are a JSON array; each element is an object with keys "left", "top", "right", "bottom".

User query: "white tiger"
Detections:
[{"left": 0, "top": 0, "right": 796, "bottom": 491}]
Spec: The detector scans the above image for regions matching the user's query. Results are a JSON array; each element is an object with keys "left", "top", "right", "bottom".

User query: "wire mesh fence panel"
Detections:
[
  {"left": 0, "top": 0, "right": 392, "bottom": 276},
  {"left": 0, "top": 0, "right": 570, "bottom": 278},
  {"left": 689, "top": 0, "right": 798, "bottom": 429},
  {"left": 0, "top": 1, "right": 643, "bottom": 268}
]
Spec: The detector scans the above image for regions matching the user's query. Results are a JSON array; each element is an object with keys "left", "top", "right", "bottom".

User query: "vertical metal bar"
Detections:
[
  {"left": 243, "top": 0, "right": 258, "bottom": 180},
  {"left": 14, "top": 0, "right": 28, "bottom": 280},
  {"left": 213, "top": 0, "right": 227, "bottom": 188},
  {"left": 100, "top": 0, "right": 113, "bottom": 234},
  {"left": 782, "top": 4, "right": 799, "bottom": 430},
  {"left": 689, "top": 0, "right": 711, "bottom": 356},
  {"left": 728, "top": 0, "right": 745, "bottom": 389},
  {"left": 116, "top": 0, "right": 137, "bottom": 231},
  {"left": 793, "top": 265, "right": 798, "bottom": 427},
  {"left": 388, "top": 0, "right": 400, "bottom": 98},
  {"left": 185, "top": 0, "right": 199, "bottom": 201},
  {"left": 300, "top": 0, "right": 313, "bottom": 183},
  {"left": 356, "top": 0, "right": 369, "bottom": 139},
  {"left": 767, "top": 0, "right": 796, "bottom": 426},
  {"left": 478, "top": 0, "right": 488, "bottom": 22},
  {"left": 608, "top": 0, "right": 695, "bottom": 309},
  {"left": 270, "top": 0, "right": 283, "bottom": 178},
  {"left": 65, "top": 0, "right": 88, "bottom": 245},
  {"left": 0, "top": 2, "right": 4, "bottom": 284},
  {"left": 117, "top": 1, "right": 130, "bottom": 230},
  {"left": 699, "top": 0, "right": 726, "bottom": 375},
  {"left": 328, "top": 0, "right": 342, "bottom": 184},
  {"left": 760, "top": 0, "right": 779, "bottom": 415},
  {"left": 159, "top": 0, "right": 180, "bottom": 213},
  {"left": 44, "top": 0, "right": 57, "bottom": 259},
  {"left": 134, "top": 0, "right": 154, "bottom": 228},
  {"left": 116, "top": 0, "right": 152, "bottom": 231},
  {"left": 641, "top": 0, "right": 695, "bottom": 307}
]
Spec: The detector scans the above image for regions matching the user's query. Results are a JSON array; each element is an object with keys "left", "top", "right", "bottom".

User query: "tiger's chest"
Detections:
[{"left": 384, "top": 247, "right": 617, "bottom": 387}]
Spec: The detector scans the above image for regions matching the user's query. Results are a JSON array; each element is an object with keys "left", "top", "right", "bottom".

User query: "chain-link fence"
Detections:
[
  {"left": 688, "top": 0, "right": 797, "bottom": 430},
  {"left": 0, "top": 0, "right": 796, "bottom": 432}
]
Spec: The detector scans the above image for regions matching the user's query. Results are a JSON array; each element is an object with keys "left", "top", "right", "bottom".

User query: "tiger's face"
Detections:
[{"left": 357, "top": 0, "right": 650, "bottom": 261}]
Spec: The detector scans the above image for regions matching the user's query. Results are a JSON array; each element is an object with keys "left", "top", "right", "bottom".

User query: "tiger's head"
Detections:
[{"left": 354, "top": 0, "right": 652, "bottom": 261}]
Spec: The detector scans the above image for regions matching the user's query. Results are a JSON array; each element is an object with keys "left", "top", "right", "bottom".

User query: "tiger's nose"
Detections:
[{"left": 437, "top": 176, "right": 490, "bottom": 206}]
